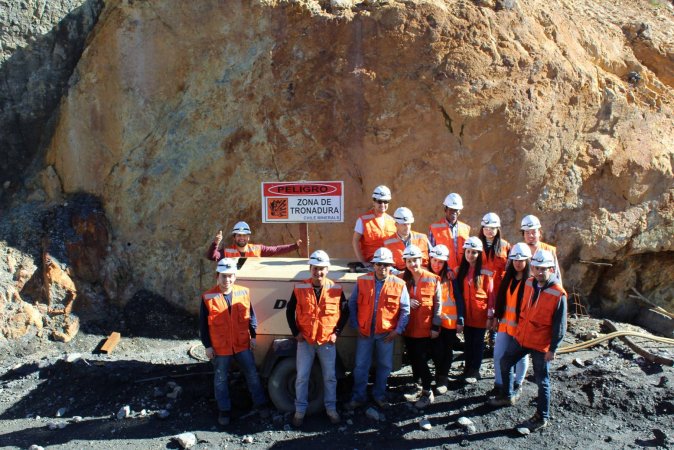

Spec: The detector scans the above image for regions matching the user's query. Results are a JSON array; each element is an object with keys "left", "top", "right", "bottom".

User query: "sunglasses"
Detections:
[{"left": 375, "top": 200, "right": 389, "bottom": 205}]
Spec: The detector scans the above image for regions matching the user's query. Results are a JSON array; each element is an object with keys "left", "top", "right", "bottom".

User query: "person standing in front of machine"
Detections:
[
  {"left": 285, "top": 250, "right": 349, "bottom": 427},
  {"left": 199, "top": 258, "right": 269, "bottom": 426}
]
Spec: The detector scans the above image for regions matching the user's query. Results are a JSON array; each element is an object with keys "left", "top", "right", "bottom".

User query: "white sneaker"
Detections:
[{"left": 414, "top": 390, "right": 434, "bottom": 409}]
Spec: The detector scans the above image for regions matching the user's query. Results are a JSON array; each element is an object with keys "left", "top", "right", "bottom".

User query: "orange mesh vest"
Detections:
[
  {"left": 384, "top": 231, "right": 430, "bottom": 270},
  {"left": 515, "top": 278, "right": 566, "bottom": 353},
  {"left": 224, "top": 244, "right": 262, "bottom": 258},
  {"left": 356, "top": 274, "right": 405, "bottom": 336},
  {"left": 429, "top": 220, "right": 470, "bottom": 271},
  {"left": 498, "top": 277, "right": 525, "bottom": 335},
  {"left": 358, "top": 211, "right": 396, "bottom": 263},
  {"left": 293, "top": 279, "right": 343, "bottom": 345},
  {"left": 439, "top": 278, "right": 458, "bottom": 330},
  {"left": 483, "top": 239, "right": 510, "bottom": 293},
  {"left": 404, "top": 270, "right": 439, "bottom": 338},
  {"left": 202, "top": 285, "right": 251, "bottom": 356},
  {"left": 462, "top": 268, "right": 493, "bottom": 328}
]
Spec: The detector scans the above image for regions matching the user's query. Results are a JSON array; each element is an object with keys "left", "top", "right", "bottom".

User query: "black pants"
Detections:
[
  {"left": 464, "top": 326, "right": 487, "bottom": 371},
  {"left": 431, "top": 327, "right": 457, "bottom": 380},
  {"left": 404, "top": 336, "right": 433, "bottom": 390}
]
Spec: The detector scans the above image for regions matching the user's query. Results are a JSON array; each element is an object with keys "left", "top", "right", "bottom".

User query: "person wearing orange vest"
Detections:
[
  {"left": 520, "top": 214, "right": 562, "bottom": 283},
  {"left": 351, "top": 185, "right": 397, "bottom": 267},
  {"left": 207, "top": 221, "right": 302, "bottom": 263},
  {"left": 479, "top": 212, "right": 511, "bottom": 293},
  {"left": 384, "top": 207, "right": 430, "bottom": 270},
  {"left": 456, "top": 236, "right": 495, "bottom": 382},
  {"left": 428, "top": 193, "right": 471, "bottom": 272},
  {"left": 488, "top": 249, "right": 567, "bottom": 433},
  {"left": 285, "top": 250, "right": 349, "bottom": 427},
  {"left": 489, "top": 243, "right": 531, "bottom": 398},
  {"left": 400, "top": 245, "right": 442, "bottom": 409},
  {"left": 428, "top": 244, "right": 465, "bottom": 395},
  {"left": 199, "top": 258, "right": 269, "bottom": 426},
  {"left": 347, "top": 247, "right": 410, "bottom": 409}
]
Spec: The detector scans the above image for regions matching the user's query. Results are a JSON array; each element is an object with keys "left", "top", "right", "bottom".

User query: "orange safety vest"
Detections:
[
  {"left": 462, "top": 268, "right": 493, "bottom": 328},
  {"left": 356, "top": 274, "right": 405, "bottom": 336},
  {"left": 404, "top": 270, "right": 440, "bottom": 338},
  {"left": 483, "top": 239, "right": 510, "bottom": 293},
  {"left": 384, "top": 231, "right": 430, "bottom": 270},
  {"left": 515, "top": 278, "right": 566, "bottom": 353},
  {"left": 224, "top": 244, "right": 262, "bottom": 258},
  {"left": 293, "top": 278, "right": 343, "bottom": 345},
  {"left": 202, "top": 285, "right": 251, "bottom": 356},
  {"left": 358, "top": 210, "right": 397, "bottom": 263},
  {"left": 429, "top": 220, "right": 471, "bottom": 271},
  {"left": 498, "top": 277, "right": 525, "bottom": 335},
  {"left": 439, "top": 278, "right": 458, "bottom": 330}
]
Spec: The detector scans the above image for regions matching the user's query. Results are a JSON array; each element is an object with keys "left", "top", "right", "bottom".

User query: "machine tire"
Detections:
[{"left": 267, "top": 357, "right": 324, "bottom": 414}]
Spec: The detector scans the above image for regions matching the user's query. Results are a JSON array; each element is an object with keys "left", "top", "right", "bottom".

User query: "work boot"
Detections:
[
  {"left": 414, "top": 390, "right": 434, "bottom": 409},
  {"left": 292, "top": 411, "right": 305, "bottom": 427},
  {"left": 326, "top": 409, "right": 340, "bottom": 424},
  {"left": 523, "top": 411, "right": 549, "bottom": 432},
  {"left": 218, "top": 411, "right": 231, "bottom": 426},
  {"left": 486, "top": 385, "right": 501, "bottom": 397},
  {"left": 434, "top": 376, "right": 449, "bottom": 395},
  {"left": 488, "top": 395, "right": 516, "bottom": 407}
]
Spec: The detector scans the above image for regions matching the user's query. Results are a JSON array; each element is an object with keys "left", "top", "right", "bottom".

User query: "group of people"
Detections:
[{"left": 199, "top": 185, "right": 567, "bottom": 433}]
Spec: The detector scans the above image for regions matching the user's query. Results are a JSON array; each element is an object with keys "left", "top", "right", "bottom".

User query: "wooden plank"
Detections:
[{"left": 100, "top": 332, "right": 121, "bottom": 354}]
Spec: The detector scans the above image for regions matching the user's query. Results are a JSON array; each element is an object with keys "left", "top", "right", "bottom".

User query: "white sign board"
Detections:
[{"left": 261, "top": 181, "right": 344, "bottom": 223}]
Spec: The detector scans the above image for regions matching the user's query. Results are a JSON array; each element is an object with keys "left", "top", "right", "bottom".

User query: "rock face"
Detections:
[
  {"left": 0, "top": 0, "right": 103, "bottom": 200},
  {"left": 2, "top": 0, "right": 673, "bottom": 319}
]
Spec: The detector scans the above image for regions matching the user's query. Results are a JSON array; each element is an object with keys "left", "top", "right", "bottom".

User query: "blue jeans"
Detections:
[
  {"left": 212, "top": 349, "right": 267, "bottom": 412},
  {"left": 351, "top": 333, "right": 394, "bottom": 403},
  {"left": 501, "top": 338, "right": 551, "bottom": 419},
  {"left": 295, "top": 340, "right": 337, "bottom": 413},
  {"left": 463, "top": 326, "right": 487, "bottom": 372},
  {"left": 493, "top": 332, "right": 529, "bottom": 387}
]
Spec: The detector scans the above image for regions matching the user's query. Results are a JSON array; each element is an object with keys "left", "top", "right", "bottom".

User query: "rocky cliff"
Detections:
[{"left": 1, "top": 0, "right": 673, "bottom": 339}]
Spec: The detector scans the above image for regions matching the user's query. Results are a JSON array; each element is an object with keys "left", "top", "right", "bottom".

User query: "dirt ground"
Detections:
[{"left": 1, "top": 296, "right": 672, "bottom": 450}]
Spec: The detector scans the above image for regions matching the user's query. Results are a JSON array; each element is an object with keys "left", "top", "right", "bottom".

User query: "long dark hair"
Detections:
[
  {"left": 479, "top": 227, "right": 506, "bottom": 260},
  {"left": 456, "top": 251, "right": 483, "bottom": 287},
  {"left": 494, "top": 259, "right": 531, "bottom": 319},
  {"left": 428, "top": 259, "right": 452, "bottom": 283}
]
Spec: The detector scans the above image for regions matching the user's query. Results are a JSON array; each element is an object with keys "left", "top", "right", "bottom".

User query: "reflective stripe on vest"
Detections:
[
  {"left": 359, "top": 211, "right": 396, "bottom": 263},
  {"left": 462, "top": 270, "right": 491, "bottom": 328},
  {"left": 429, "top": 220, "right": 470, "bottom": 270},
  {"left": 224, "top": 244, "right": 262, "bottom": 258},
  {"left": 384, "top": 232, "right": 430, "bottom": 270},
  {"left": 440, "top": 278, "right": 458, "bottom": 329},
  {"left": 294, "top": 279, "right": 342, "bottom": 345},
  {"left": 405, "top": 270, "right": 439, "bottom": 338},
  {"left": 515, "top": 278, "right": 566, "bottom": 353},
  {"left": 498, "top": 278, "right": 523, "bottom": 335},
  {"left": 356, "top": 275, "right": 404, "bottom": 336},
  {"left": 202, "top": 285, "right": 251, "bottom": 356}
]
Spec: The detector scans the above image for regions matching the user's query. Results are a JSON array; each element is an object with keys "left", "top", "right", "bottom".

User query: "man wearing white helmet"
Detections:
[
  {"left": 384, "top": 207, "right": 431, "bottom": 270},
  {"left": 199, "top": 259, "right": 269, "bottom": 426},
  {"left": 428, "top": 193, "right": 471, "bottom": 272},
  {"left": 347, "top": 247, "right": 410, "bottom": 409},
  {"left": 519, "top": 214, "right": 561, "bottom": 282},
  {"left": 352, "top": 185, "right": 397, "bottom": 267},
  {"left": 286, "top": 250, "right": 349, "bottom": 427},
  {"left": 489, "top": 249, "right": 567, "bottom": 434},
  {"left": 207, "top": 221, "right": 302, "bottom": 262}
]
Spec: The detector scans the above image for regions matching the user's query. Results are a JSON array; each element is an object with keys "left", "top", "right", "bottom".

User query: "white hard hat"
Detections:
[
  {"left": 531, "top": 249, "right": 555, "bottom": 268},
  {"left": 520, "top": 215, "right": 542, "bottom": 231},
  {"left": 463, "top": 236, "right": 484, "bottom": 252},
  {"left": 393, "top": 207, "right": 414, "bottom": 224},
  {"left": 402, "top": 244, "right": 423, "bottom": 260},
  {"left": 216, "top": 258, "right": 238, "bottom": 274},
  {"left": 231, "top": 221, "right": 252, "bottom": 235},
  {"left": 443, "top": 193, "right": 464, "bottom": 210},
  {"left": 372, "top": 185, "right": 392, "bottom": 201},
  {"left": 371, "top": 247, "right": 395, "bottom": 264},
  {"left": 308, "top": 250, "right": 330, "bottom": 267},
  {"left": 481, "top": 212, "right": 501, "bottom": 228},
  {"left": 508, "top": 242, "right": 532, "bottom": 260},
  {"left": 429, "top": 244, "right": 449, "bottom": 261}
]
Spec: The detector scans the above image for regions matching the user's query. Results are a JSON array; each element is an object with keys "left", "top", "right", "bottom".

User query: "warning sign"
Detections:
[{"left": 262, "top": 181, "right": 344, "bottom": 223}]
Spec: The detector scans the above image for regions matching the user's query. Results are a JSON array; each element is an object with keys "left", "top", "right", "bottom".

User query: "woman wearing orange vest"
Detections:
[
  {"left": 400, "top": 244, "right": 442, "bottom": 409},
  {"left": 384, "top": 207, "right": 430, "bottom": 270},
  {"left": 456, "top": 236, "right": 495, "bottom": 381},
  {"left": 199, "top": 259, "right": 268, "bottom": 426},
  {"left": 520, "top": 214, "right": 561, "bottom": 283},
  {"left": 428, "top": 245, "right": 465, "bottom": 395},
  {"left": 490, "top": 243, "right": 531, "bottom": 397},
  {"left": 478, "top": 213, "right": 511, "bottom": 293},
  {"left": 352, "top": 185, "right": 397, "bottom": 267},
  {"left": 285, "top": 250, "right": 349, "bottom": 427},
  {"left": 489, "top": 249, "right": 567, "bottom": 433}
]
